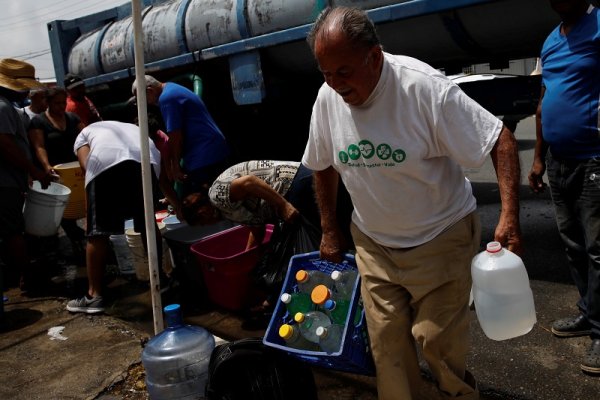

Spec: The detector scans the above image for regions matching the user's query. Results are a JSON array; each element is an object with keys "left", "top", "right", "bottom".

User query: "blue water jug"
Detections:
[{"left": 142, "top": 304, "right": 215, "bottom": 399}]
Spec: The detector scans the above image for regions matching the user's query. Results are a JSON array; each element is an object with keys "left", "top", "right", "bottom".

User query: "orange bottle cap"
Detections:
[
  {"left": 311, "top": 284, "right": 331, "bottom": 305},
  {"left": 279, "top": 324, "right": 294, "bottom": 339},
  {"left": 296, "top": 270, "right": 308, "bottom": 283},
  {"left": 294, "top": 312, "right": 305, "bottom": 323}
]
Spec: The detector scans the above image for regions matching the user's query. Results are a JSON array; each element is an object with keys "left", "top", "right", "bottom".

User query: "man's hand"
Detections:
[
  {"left": 30, "top": 168, "right": 54, "bottom": 190},
  {"left": 528, "top": 159, "right": 546, "bottom": 193},
  {"left": 170, "top": 164, "right": 187, "bottom": 183},
  {"left": 279, "top": 201, "right": 299, "bottom": 224}
]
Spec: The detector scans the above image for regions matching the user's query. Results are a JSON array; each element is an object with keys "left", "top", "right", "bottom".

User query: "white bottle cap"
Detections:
[
  {"left": 280, "top": 293, "right": 291, "bottom": 304},
  {"left": 486, "top": 241, "right": 502, "bottom": 253},
  {"left": 331, "top": 270, "right": 341, "bottom": 281},
  {"left": 315, "top": 326, "right": 328, "bottom": 338}
]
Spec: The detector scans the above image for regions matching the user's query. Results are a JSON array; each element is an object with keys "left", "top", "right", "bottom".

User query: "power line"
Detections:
[
  {"left": 3, "top": 49, "right": 51, "bottom": 60},
  {"left": 22, "top": 50, "right": 52, "bottom": 61},
  {"left": 0, "top": 0, "right": 127, "bottom": 32},
  {"left": 0, "top": 0, "right": 72, "bottom": 23}
]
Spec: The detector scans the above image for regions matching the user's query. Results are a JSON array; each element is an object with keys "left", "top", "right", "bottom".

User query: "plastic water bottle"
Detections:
[
  {"left": 471, "top": 241, "right": 536, "bottom": 341},
  {"left": 323, "top": 299, "right": 351, "bottom": 325},
  {"left": 142, "top": 304, "right": 215, "bottom": 399},
  {"left": 294, "top": 311, "right": 332, "bottom": 343},
  {"left": 316, "top": 324, "right": 344, "bottom": 354},
  {"left": 310, "top": 284, "right": 334, "bottom": 306},
  {"left": 331, "top": 269, "right": 358, "bottom": 300},
  {"left": 280, "top": 292, "right": 313, "bottom": 317},
  {"left": 278, "top": 323, "right": 319, "bottom": 351},
  {"left": 295, "top": 269, "right": 333, "bottom": 295}
]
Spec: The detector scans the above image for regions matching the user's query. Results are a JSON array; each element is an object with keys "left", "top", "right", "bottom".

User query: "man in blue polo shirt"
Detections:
[
  {"left": 133, "top": 75, "right": 230, "bottom": 216},
  {"left": 529, "top": 0, "right": 600, "bottom": 374}
]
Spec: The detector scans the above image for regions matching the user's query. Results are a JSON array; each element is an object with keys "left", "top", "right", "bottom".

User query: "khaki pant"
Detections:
[{"left": 351, "top": 212, "right": 481, "bottom": 400}]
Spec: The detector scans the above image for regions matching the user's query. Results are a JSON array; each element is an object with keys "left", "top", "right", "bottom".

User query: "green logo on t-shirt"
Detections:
[
  {"left": 348, "top": 144, "right": 361, "bottom": 160},
  {"left": 359, "top": 140, "right": 375, "bottom": 158},
  {"left": 392, "top": 149, "right": 406, "bottom": 163},
  {"left": 376, "top": 144, "right": 392, "bottom": 160},
  {"left": 337, "top": 141, "right": 406, "bottom": 167},
  {"left": 339, "top": 151, "right": 349, "bottom": 164}
]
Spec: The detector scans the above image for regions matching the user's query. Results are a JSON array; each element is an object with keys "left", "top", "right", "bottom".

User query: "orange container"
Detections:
[
  {"left": 53, "top": 161, "right": 86, "bottom": 219},
  {"left": 190, "top": 224, "right": 273, "bottom": 311}
]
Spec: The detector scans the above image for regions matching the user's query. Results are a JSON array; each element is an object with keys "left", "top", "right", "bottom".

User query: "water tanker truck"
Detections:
[{"left": 47, "top": 0, "right": 572, "bottom": 160}]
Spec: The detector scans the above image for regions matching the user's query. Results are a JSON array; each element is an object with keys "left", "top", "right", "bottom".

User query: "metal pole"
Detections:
[{"left": 131, "top": 0, "right": 163, "bottom": 334}]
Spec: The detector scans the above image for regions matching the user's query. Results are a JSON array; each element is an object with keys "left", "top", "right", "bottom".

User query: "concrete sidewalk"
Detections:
[{"left": 0, "top": 294, "right": 145, "bottom": 400}]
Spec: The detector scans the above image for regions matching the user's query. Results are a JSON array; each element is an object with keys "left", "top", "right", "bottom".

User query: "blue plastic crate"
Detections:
[{"left": 263, "top": 251, "right": 375, "bottom": 376}]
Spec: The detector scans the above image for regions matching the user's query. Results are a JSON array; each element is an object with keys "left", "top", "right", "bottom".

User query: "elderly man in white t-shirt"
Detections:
[
  {"left": 66, "top": 121, "right": 162, "bottom": 314},
  {"left": 302, "top": 7, "right": 521, "bottom": 400}
]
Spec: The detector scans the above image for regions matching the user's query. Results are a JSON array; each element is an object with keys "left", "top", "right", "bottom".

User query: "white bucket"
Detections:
[
  {"left": 125, "top": 223, "right": 169, "bottom": 281},
  {"left": 23, "top": 181, "right": 71, "bottom": 237},
  {"left": 110, "top": 234, "right": 135, "bottom": 275}
]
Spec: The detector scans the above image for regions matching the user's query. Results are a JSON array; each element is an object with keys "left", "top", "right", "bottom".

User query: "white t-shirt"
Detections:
[
  {"left": 73, "top": 121, "right": 161, "bottom": 187},
  {"left": 23, "top": 106, "right": 41, "bottom": 120},
  {"left": 302, "top": 53, "right": 502, "bottom": 248}
]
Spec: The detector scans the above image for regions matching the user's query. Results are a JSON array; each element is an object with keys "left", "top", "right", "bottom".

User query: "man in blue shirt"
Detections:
[
  {"left": 529, "top": 0, "right": 600, "bottom": 374},
  {"left": 133, "top": 75, "right": 230, "bottom": 216}
]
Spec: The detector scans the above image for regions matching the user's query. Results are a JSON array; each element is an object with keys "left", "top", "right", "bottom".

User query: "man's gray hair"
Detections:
[
  {"left": 307, "top": 7, "right": 381, "bottom": 54},
  {"left": 131, "top": 74, "right": 161, "bottom": 95}
]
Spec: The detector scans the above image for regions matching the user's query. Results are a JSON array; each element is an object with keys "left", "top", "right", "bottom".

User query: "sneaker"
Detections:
[
  {"left": 581, "top": 339, "right": 600, "bottom": 374},
  {"left": 551, "top": 314, "right": 592, "bottom": 337},
  {"left": 66, "top": 295, "right": 104, "bottom": 314}
]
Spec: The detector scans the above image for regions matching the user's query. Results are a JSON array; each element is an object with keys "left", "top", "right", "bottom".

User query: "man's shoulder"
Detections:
[
  {"left": 163, "top": 82, "right": 194, "bottom": 96},
  {"left": 0, "top": 96, "right": 13, "bottom": 111}
]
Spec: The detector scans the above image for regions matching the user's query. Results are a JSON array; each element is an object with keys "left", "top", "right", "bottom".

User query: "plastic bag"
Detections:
[
  {"left": 252, "top": 216, "right": 321, "bottom": 290},
  {"left": 205, "top": 337, "right": 318, "bottom": 400}
]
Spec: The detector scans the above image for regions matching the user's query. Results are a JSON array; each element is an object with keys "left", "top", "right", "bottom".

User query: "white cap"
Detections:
[
  {"left": 331, "top": 270, "right": 342, "bottom": 281},
  {"left": 486, "top": 241, "right": 502, "bottom": 253},
  {"left": 315, "top": 326, "right": 328, "bottom": 338},
  {"left": 280, "top": 293, "right": 292, "bottom": 304}
]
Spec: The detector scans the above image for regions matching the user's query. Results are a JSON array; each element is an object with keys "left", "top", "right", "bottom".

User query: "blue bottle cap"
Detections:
[
  {"left": 164, "top": 304, "right": 183, "bottom": 328},
  {"left": 324, "top": 299, "right": 335, "bottom": 310}
]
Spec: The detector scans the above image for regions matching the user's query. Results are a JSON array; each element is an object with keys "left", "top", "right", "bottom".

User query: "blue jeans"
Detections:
[{"left": 547, "top": 153, "right": 600, "bottom": 339}]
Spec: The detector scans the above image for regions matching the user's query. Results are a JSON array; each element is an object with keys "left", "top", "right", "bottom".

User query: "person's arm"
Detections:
[
  {"left": 86, "top": 96, "right": 102, "bottom": 123},
  {"left": 167, "top": 129, "right": 186, "bottom": 182},
  {"left": 528, "top": 86, "right": 547, "bottom": 193},
  {"left": 490, "top": 125, "right": 522, "bottom": 255},
  {"left": 246, "top": 225, "right": 266, "bottom": 250},
  {"left": 229, "top": 175, "right": 299, "bottom": 223},
  {"left": 313, "top": 166, "right": 346, "bottom": 263},
  {"left": 27, "top": 128, "right": 52, "bottom": 173},
  {"left": 0, "top": 133, "right": 52, "bottom": 188},
  {"left": 158, "top": 161, "right": 182, "bottom": 218},
  {"left": 76, "top": 144, "right": 90, "bottom": 172}
]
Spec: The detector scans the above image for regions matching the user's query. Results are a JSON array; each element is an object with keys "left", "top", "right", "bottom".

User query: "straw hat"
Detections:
[{"left": 0, "top": 58, "right": 45, "bottom": 92}]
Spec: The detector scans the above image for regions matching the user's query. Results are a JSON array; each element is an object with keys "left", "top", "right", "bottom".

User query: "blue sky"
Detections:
[{"left": 0, "top": 0, "right": 128, "bottom": 80}]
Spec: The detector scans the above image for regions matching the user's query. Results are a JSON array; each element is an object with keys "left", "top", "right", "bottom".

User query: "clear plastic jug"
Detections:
[
  {"left": 471, "top": 241, "right": 536, "bottom": 341},
  {"left": 142, "top": 304, "right": 215, "bottom": 399}
]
